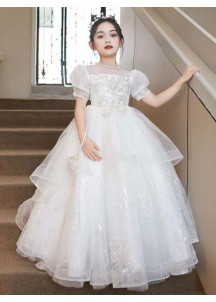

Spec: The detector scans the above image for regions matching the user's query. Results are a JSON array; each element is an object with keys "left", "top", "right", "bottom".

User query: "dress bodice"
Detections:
[
  {"left": 69, "top": 62, "right": 151, "bottom": 106},
  {"left": 86, "top": 63, "right": 131, "bottom": 106}
]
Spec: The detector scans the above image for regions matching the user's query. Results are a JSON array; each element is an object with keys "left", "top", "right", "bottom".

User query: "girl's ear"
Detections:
[
  {"left": 120, "top": 38, "right": 124, "bottom": 48},
  {"left": 88, "top": 41, "right": 94, "bottom": 50}
]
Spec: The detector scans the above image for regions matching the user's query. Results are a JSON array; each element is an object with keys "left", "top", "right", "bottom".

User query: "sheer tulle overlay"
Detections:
[
  {"left": 15, "top": 104, "right": 199, "bottom": 292},
  {"left": 15, "top": 63, "right": 199, "bottom": 292}
]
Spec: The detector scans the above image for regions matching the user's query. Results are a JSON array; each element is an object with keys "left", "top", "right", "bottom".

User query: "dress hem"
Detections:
[{"left": 15, "top": 244, "right": 199, "bottom": 292}]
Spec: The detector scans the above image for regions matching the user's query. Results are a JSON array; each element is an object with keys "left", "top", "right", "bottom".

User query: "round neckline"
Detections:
[{"left": 96, "top": 62, "right": 120, "bottom": 70}]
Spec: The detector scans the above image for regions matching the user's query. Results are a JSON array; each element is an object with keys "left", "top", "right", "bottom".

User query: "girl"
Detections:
[{"left": 15, "top": 16, "right": 200, "bottom": 292}]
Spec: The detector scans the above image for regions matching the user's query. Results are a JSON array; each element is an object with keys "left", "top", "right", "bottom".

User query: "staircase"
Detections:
[{"left": 0, "top": 98, "right": 205, "bottom": 294}]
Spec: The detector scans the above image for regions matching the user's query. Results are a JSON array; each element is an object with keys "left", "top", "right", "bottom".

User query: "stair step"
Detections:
[
  {"left": 0, "top": 175, "right": 35, "bottom": 208},
  {"left": 0, "top": 175, "right": 31, "bottom": 185},
  {"left": 0, "top": 98, "right": 76, "bottom": 110},
  {"left": 0, "top": 127, "right": 64, "bottom": 132},
  {"left": 0, "top": 250, "right": 93, "bottom": 294},
  {"left": 0, "top": 250, "right": 36, "bottom": 274},
  {"left": 0, "top": 109, "right": 73, "bottom": 112},
  {"left": 0, "top": 207, "right": 21, "bottom": 251},
  {"left": 0, "top": 149, "right": 49, "bottom": 175},
  {"left": 0, "top": 128, "right": 63, "bottom": 149},
  {"left": 0, "top": 173, "right": 33, "bottom": 185},
  {"left": 0, "top": 110, "right": 74, "bottom": 128},
  {"left": 0, "top": 149, "right": 49, "bottom": 155},
  {"left": 0, "top": 207, "right": 17, "bottom": 223}
]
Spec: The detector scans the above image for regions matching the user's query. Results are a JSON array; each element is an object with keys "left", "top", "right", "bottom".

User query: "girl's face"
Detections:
[{"left": 89, "top": 21, "right": 124, "bottom": 59}]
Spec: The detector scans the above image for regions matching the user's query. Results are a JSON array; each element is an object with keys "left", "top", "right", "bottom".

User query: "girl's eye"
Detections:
[{"left": 97, "top": 34, "right": 117, "bottom": 39}]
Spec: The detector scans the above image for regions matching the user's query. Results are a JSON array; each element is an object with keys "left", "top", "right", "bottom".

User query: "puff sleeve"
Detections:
[
  {"left": 130, "top": 69, "right": 151, "bottom": 101},
  {"left": 69, "top": 64, "right": 90, "bottom": 102}
]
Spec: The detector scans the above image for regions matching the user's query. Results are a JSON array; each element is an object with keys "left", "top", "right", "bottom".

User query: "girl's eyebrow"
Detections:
[{"left": 96, "top": 30, "right": 117, "bottom": 34}]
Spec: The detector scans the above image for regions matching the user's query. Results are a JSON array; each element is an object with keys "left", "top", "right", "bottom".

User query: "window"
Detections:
[{"left": 36, "top": 7, "right": 120, "bottom": 86}]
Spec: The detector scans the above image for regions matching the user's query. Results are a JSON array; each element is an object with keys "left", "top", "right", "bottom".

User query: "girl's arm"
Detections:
[
  {"left": 74, "top": 97, "right": 87, "bottom": 143},
  {"left": 74, "top": 97, "right": 102, "bottom": 161},
  {"left": 140, "top": 65, "right": 200, "bottom": 108}
]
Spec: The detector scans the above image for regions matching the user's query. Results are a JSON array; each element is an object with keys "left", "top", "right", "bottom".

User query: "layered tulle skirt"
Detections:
[{"left": 15, "top": 104, "right": 199, "bottom": 292}]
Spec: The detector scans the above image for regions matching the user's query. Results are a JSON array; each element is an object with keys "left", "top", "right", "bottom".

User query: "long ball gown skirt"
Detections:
[
  {"left": 15, "top": 103, "right": 199, "bottom": 292},
  {"left": 15, "top": 63, "right": 199, "bottom": 291}
]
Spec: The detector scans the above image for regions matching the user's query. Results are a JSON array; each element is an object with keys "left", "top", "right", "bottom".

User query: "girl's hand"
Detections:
[
  {"left": 81, "top": 135, "right": 102, "bottom": 161},
  {"left": 180, "top": 64, "right": 201, "bottom": 84}
]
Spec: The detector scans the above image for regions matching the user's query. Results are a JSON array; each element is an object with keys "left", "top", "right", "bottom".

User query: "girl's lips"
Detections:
[{"left": 105, "top": 46, "right": 113, "bottom": 49}]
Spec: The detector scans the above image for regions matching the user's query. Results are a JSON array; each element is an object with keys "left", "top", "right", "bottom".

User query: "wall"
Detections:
[
  {"left": 181, "top": 7, "right": 216, "bottom": 38},
  {"left": 188, "top": 90, "right": 216, "bottom": 294},
  {"left": 123, "top": 9, "right": 188, "bottom": 186},
  {"left": 0, "top": 7, "right": 32, "bottom": 98}
]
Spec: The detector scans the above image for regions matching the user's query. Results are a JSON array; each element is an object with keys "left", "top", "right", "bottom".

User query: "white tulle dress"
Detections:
[{"left": 15, "top": 62, "right": 199, "bottom": 292}]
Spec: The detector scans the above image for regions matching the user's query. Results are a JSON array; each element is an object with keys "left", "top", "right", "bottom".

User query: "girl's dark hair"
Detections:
[{"left": 89, "top": 17, "right": 124, "bottom": 60}]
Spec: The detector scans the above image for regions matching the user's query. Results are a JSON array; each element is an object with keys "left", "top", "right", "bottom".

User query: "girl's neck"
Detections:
[
  {"left": 98, "top": 59, "right": 119, "bottom": 68},
  {"left": 96, "top": 62, "right": 120, "bottom": 70}
]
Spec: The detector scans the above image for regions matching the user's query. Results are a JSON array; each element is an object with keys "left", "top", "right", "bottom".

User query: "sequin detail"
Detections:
[{"left": 90, "top": 74, "right": 130, "bottom": 106}]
